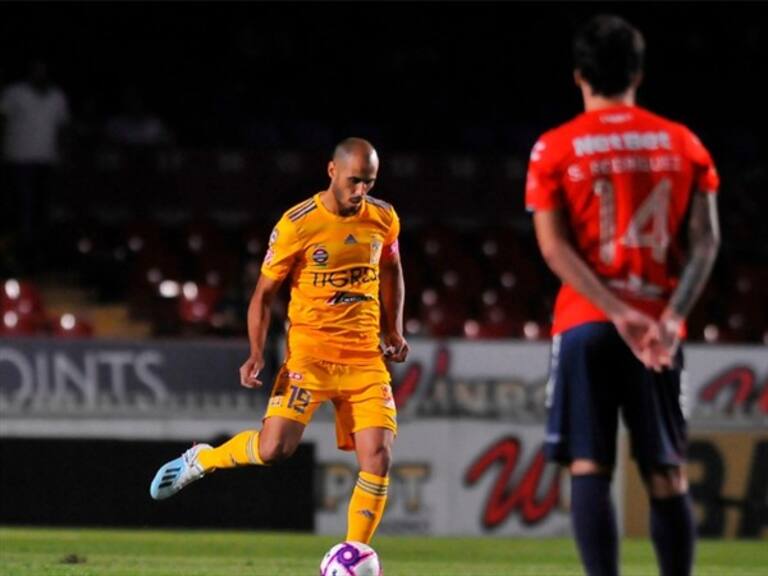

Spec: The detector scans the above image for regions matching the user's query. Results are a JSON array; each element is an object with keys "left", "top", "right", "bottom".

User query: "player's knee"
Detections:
[
  {"left": 259, "top": 436, "right": 298, "bottom": 463},
  {"left": 570, "top": 459, "right": 610, "bottom": 476},
  {"left": 647, "top": 466, "right": 688, "bottom": 498},
  {"left": 359, "top": 444, "right": 392, "bottom": 477}
]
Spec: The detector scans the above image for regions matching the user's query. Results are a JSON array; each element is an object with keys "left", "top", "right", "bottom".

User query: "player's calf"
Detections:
[{"left": 258, "top": 435, "right": 300, "bottom": 463}]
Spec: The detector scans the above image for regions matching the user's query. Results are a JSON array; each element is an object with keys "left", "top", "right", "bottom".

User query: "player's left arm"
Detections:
[
  {"left": 379, "top": 240, "right": 409, "bottom": 363},
  {"left": 660, "top": 190, "right": 721, "bottom": 349}
]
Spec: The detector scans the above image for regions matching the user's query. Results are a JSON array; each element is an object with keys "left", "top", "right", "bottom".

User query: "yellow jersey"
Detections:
[{"left": 261, "top": 193, "right": 400, "bottom": 365}]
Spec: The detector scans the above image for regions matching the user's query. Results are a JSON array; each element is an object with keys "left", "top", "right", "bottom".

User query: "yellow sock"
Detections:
[
  {"left": 196, "top": 430, "right": 265, "bottom": 472},
  {"left": 346, "top": 471, "right": 389, "bottom": 544}
]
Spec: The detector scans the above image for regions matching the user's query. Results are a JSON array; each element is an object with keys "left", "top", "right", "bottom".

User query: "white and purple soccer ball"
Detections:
[{"left": 319, "top": 541, "right": 382, "bottom": 576}]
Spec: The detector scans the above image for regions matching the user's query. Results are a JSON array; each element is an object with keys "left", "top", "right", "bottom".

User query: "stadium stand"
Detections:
[{"left": 2, "top": 147, "right": 764, "bottom": 342}]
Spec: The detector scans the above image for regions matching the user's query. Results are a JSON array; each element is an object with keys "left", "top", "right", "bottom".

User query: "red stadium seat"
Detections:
[
  {"left": 699, "top": 323, "right": 741, "bottom": 344},
  {"left": 0, "top": 310, "right": 44, "bottom": 336},
  {"left": 404, "top": 316, "right": 425, "bottom": 337},
  {"left": 178, "top": 284, "right": 222, "bottom": 327},
  {"left": 464, "top": 308, "right": 518, "bottom": 340},
  {"left": 1, "top": 279, "right": 44, "bottom": 315},
  {"left": 194, "top": 251, "right": 241, "bottom": 290},
  {"left": 1, "top": 279, "right": 47, "bottom": 334},
  {"left": 51, "top": 313, "right": 94, "bottom": 339},
  {"left": 421, "top": 302, "right": 466, "bottom": 337}
]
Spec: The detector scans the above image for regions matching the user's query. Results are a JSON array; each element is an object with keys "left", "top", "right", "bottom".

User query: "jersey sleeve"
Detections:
[
  {"left": 525, "top": 134, "right": 564, "bottom": 212},
  {"left": 382, "top": 207, "right": 401, "bottom": 261},
  {"left": 260, "top": 215, "right": 302, "bottom": 281},
  {"left": 682, "top": 127, "right": 719, "bottom": 194}
]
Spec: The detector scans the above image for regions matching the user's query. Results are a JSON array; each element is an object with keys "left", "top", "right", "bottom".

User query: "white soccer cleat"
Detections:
[{"left": 149, "top": 443, "right": 212, "bottom": 500}]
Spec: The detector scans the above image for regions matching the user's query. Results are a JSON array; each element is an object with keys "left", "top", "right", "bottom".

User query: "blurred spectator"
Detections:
[
  {"left": 104, "top": 87, "right": 172, "bottom": 148},
  {"left": 0, "top": 59, "right": 70, "bottom": 274}
]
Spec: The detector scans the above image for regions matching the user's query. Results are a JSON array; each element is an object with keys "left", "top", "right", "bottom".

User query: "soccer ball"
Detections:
[{"left": 319, "top": 541, "right": 382, "bottom": 576}]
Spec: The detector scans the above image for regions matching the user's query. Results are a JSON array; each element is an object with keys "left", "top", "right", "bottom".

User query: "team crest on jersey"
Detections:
[
  {"left": 312, "top": 247, "right": 329, "bottom": 266},
  {"left": 370, "top": 237, "right": 383, "bottom": 265},
  {"left": 567, "top": 164, "right": 586, "bottom": 182}
]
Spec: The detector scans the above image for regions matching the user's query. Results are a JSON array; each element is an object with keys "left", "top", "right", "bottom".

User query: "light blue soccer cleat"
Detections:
[{"left": 149, "top": 443, "right": 213, "bottom": 500}]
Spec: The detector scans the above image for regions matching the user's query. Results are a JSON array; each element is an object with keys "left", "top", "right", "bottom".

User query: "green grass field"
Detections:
[{"left": 1, "top": 528, "right": 766, "bottom": 576}]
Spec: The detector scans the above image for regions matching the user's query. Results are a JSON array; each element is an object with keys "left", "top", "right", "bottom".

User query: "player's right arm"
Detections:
[
  {"left": 240, "top": 215, "right": 302, "bottom": 388},
  {"left": 667, "top": 193, "right": 720, "bottom": 319},
  {"left": 240, "top": 274, "right": 284, "bottom": 388},
  {"left": 657, "top": 192, "right": 720, "bottom": 359},
  {"left": 533, "top": 209, "right": 664, "bottom": 370}
]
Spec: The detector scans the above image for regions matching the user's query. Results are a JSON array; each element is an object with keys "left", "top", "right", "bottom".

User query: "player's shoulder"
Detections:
[
  {"left": 365, "top": 195, "right": 397, "bottom": 220},
  {"left": 529, "top": 118, "right": 580, "bottom": 167},
  {"left": 282, "top": 195, "right": 320, "bottom": 223},
  {"left": 635, "top": 107, "right": 712, "bottom": 158},
  {"left": 271, "top": 196, "right": 320, "bottom": 241},
  {"left": 621, "top": 107, "right": 711, "bottom": 155},
  {"left": 631, "top": 106, "right": 689, "bottom": 136}
]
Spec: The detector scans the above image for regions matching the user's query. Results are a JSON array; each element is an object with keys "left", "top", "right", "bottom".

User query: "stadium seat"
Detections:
[
  {"left": 1, "top": 279, "right": 44, "bottom": 314},
  {"left": 4, "top": 143, "right": 764, "bottom": 345},
  {"left": 420, "top": 298, "right": 466, "bottom": 337},
  {"left": 0, "top": 310, "right": 43, "bottom": 336},
  {"left": 51, "top": 313, "right": 95, "bottom": 339},
  {"left": 178, "top": 284, "right": 222, "bottom": 328},
  {"left": 1, "top": 279, "right": 47, "bottom": 334},
  {"left": 464, "top": 305, "right": 519, "bottom": 339}
]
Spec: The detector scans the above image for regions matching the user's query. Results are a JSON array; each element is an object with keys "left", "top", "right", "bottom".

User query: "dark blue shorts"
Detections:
[{"left": 544, "top": 321, "right": 688, "bottom": 476}]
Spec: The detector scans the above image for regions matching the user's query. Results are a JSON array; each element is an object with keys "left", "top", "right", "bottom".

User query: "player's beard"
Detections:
[{"left": 340, "top": 196, "right": 363, "bottom": 216}]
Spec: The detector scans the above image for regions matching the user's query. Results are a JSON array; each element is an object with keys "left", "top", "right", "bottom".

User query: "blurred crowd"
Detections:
[{"left": 0, "top": 45, "right": 768, "bottom": 342}]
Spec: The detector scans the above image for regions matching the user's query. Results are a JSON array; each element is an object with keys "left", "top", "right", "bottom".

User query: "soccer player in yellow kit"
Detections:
[{"left": 150, "top": 138, "right": 408, "bottom": 544}]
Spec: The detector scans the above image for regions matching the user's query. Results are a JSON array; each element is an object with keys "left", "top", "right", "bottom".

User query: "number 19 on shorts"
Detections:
[{"left": 287, "top": 385, "right": 311, "bottom": 414}]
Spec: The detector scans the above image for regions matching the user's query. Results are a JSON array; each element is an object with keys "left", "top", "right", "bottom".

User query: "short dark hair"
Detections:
[{"left": 573, "top": 14, "right": 645, "bottom": 97}]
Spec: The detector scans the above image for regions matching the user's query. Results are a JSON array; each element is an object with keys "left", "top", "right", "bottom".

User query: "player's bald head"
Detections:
[
  {"left": 325, "top": 137, "right": 379, "bottom": 216},
  {"left": 332, "top": 137, "right": 378, "bottom": 167}
]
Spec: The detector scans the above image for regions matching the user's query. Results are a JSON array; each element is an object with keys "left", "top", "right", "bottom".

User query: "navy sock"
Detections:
[
  {"left": 571, "top": 474, "right": 619, "bottom": 576},
  {"left": 650, "top": 494, "right": 696, "bottom": 576}
]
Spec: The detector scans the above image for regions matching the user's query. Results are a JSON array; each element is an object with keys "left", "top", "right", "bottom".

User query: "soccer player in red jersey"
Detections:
[{"left": 526, "top": 15, "right": 720, "bottom": 576}]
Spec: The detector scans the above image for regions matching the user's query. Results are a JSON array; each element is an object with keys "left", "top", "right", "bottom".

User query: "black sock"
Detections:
[
  {"left": 571, "top": 474, "right": 619, "bottom": 576},
  {"left": 650, "top": 494, "right": 696, "bottom": 576}
]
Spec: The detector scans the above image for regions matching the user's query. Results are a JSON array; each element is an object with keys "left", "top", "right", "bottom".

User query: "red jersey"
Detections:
[{"left": 525, "top": 105, "right": 719, "bottom": 335}]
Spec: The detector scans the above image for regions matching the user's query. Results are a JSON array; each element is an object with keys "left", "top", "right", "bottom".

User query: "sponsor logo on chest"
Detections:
[{"left": 312, "top": 247, "right": 329, "bottom": 266}]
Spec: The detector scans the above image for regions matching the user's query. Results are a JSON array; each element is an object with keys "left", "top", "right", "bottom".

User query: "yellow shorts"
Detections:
[{"left": 264, "top": 357, "right": 397, "bottom": 451}]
